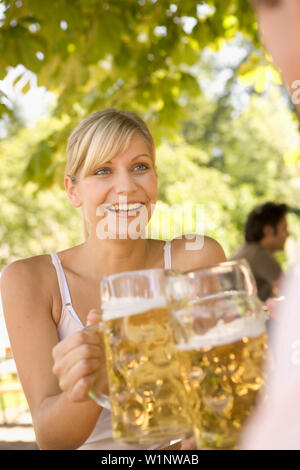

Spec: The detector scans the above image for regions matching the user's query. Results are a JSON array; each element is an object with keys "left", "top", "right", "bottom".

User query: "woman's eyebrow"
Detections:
[
  {"left": 105, "top": 153, "right": 153, "bottom": 164},
  {"left": 131, "top": 153, "right": 153, "bottom": 161}
]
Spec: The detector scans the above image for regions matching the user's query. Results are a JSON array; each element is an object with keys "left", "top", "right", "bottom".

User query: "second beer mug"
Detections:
[
  {"left": 89, "top": 268, "right": 192, "bottom": 446},
  {"left": 168, "top": 259, "right": 269, "bottom": 450}
]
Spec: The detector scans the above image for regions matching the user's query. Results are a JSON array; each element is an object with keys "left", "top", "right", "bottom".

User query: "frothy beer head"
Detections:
[
  {"left": 102, "top": 296, "right": 167, "bottom": 321},
  {"left": 176, "top": 314, "right": 267, "bottom": 350}
]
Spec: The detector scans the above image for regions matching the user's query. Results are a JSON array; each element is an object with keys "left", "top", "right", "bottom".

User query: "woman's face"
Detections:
[{"left": 68, "top": 133, "right": 158, "bottom": 240}]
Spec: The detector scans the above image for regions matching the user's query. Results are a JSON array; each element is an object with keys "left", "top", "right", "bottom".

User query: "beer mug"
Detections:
[
  {"left": 168, "top": 259, "right": 269, "bottom": 450},
  {"left": 89, "top": 268, "right": 192, "bottom": 445}
]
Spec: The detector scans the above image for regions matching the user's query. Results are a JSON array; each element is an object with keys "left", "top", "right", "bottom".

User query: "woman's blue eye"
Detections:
[
  {"left": 133, "top": 163, "right": 149, "bottom": 171},
  {"left": 94, "top": 163, "right": 149, "bottom": 175},
  {"left": 94, "top": 168, "right": 111, "bottom": 175}
]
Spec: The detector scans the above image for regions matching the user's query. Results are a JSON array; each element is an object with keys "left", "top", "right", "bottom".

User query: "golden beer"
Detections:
[
  {"left": 175, "top": 314, "right": 268, "bottom": 450},
  {"left": 102, "top": 296, "right": 192, "bottom": 445}
]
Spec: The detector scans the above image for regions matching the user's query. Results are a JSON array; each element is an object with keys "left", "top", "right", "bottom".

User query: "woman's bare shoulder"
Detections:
[
  {"left": 0, "top": 254, "right": 55, "bottom": 298},
  {"left": 171, "top": 235, "right": 227, "bottom": 272},
  {"left": 1, "top": 244, "right": 81, "bottom": 280},
  {"left": 2, "top": 254, "right": 50, "bottom": 278}
]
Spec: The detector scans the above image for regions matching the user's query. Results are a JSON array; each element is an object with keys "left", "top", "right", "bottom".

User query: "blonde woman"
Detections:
[{"left": 1, "top": 109, "right": 226, "bottom": 450}]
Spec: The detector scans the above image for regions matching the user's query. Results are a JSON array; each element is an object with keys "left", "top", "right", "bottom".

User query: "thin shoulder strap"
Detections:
[
  {"left": 50, "top": 253, "right": 84, "bottom": 327},
  {"left": 50, "top": 253, "right": 72, "bottom": 307},
  {"left": 163, "top": 240, "right": 172, "bottom": 269}
]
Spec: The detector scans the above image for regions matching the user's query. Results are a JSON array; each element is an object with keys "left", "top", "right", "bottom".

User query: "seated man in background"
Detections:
[{"left": 231, "top": 202, "right": 289, "bottom": 301}]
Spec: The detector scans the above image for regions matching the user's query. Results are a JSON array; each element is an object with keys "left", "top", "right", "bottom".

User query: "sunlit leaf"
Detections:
[{"left": 284, "top": 149, "right": 300, "bottom": 167}]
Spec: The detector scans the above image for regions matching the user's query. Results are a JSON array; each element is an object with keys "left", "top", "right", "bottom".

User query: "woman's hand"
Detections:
[{"left": 52, "top": 309, "right": 108, "bottom": 403}]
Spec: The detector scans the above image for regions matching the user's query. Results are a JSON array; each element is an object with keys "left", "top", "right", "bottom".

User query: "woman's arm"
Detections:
[{"left": 0, "top": 259, "right": 106, "bottom": 450}]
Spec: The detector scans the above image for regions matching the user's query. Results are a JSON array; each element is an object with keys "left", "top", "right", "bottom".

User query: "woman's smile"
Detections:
[{"left": 106, "top": 202, "right": 146, "bottom": 217}]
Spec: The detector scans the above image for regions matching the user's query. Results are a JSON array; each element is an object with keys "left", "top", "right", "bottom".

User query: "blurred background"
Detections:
[{"left": 1, "top": 0, "right": 300, "bottom": 448}]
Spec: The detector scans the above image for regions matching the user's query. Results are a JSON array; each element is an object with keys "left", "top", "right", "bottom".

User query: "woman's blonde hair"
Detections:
[
  {"left": 65, "top": 108, "right": 156, "bottom": 238},
  {"left": 65, "top": 108, "right": 155, "bottom": 181}
]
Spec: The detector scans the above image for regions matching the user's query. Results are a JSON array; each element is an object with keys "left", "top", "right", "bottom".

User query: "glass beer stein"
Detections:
[
  {"left": 89, "top": 268, "right": 192, "bottom": 445},
  {"left": 168, "top": 259, "right": 269, "bottom": 450}
]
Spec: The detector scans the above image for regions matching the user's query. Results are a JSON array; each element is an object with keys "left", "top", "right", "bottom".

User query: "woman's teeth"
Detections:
[{"left": 107, "top": 203, "right": 144, "bottom": 213}]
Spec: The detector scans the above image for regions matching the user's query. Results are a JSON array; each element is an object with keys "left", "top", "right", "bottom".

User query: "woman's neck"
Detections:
[{"left": 77, "top": 236, "right": 151, "bottom": 281}]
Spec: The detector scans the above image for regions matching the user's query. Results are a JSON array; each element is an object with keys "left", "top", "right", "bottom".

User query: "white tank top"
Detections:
[{"left": 50, "top": 241, "right": 173, "bottom": 450}]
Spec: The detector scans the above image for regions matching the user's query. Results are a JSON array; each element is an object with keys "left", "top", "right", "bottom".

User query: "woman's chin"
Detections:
[{"left": 95, "top": 226, "right": 148, "bottom": 241}]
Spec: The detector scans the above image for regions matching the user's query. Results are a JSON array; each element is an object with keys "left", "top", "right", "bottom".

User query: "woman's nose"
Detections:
[{"left": 114, "top": 170, "right": 137, "bottom": 194}]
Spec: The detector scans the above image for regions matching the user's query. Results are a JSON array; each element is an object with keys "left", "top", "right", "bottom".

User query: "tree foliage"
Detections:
[
  {"left": 0, "top": 119, "right": 83, "bottom": 270},
  {"left": 0, "top": 0, "right": 264, "bottom": 186},
  {"left": 1, "top": 0, "right": 300, "bottom": 271}
]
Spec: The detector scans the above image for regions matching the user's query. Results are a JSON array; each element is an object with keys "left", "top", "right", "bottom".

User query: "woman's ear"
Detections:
[{"left": 64, "top": 175, "right": 82, "bottom": 207}]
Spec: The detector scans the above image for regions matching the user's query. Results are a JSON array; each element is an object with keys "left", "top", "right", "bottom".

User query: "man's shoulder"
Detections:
[
  {"left": 256, "top": 244, "right": 282, "bottom": 268},
  {"left": 233, "top": 242, "right": 280, "bottom": 265},
  {"left": 231, "top": 242, "right": 260, "bottom": 259}
]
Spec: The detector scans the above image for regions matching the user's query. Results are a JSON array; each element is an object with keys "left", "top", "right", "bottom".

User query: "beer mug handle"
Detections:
[
  {"left": 88, "top": 389, "right": 111, "bottom": 409},
  {"left": 87, "top": 321, "right": 111, "bottom": 410}
]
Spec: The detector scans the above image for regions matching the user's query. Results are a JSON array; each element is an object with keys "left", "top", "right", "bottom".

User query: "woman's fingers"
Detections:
[
  {"left": 52, "top": 323, "right": 101, "bottom": 363},
  {"left": 54, "top": 344, "right": 108, "bottom": 402},
  {"left": 52, "top": 316, "right": 107, "bottom": 402},
  {"left": 86, "top": 308, "right": 102, "bottom": 326},
  {"left": 58, "top": 357, "right": 101, "bottom": 396},
  {"left": 68, "top": 373, "right": 97, "bottom": 402},
  {"left": 54, "top": 343, "right": 102, "bottom": 386},
  {"left": 52, "top": 309, "right": 102, "bottom": 370}
]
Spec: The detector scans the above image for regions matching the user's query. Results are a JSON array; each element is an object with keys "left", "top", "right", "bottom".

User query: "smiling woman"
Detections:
[
  {"left": 65, "top": 110, "right": 157, "bottom": 240},
  {"left": 0, "top": 108, "right": 226, "bottom": 450},
  {"left": 75, "top": 133, "right": 157, "bottom": 241}
]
